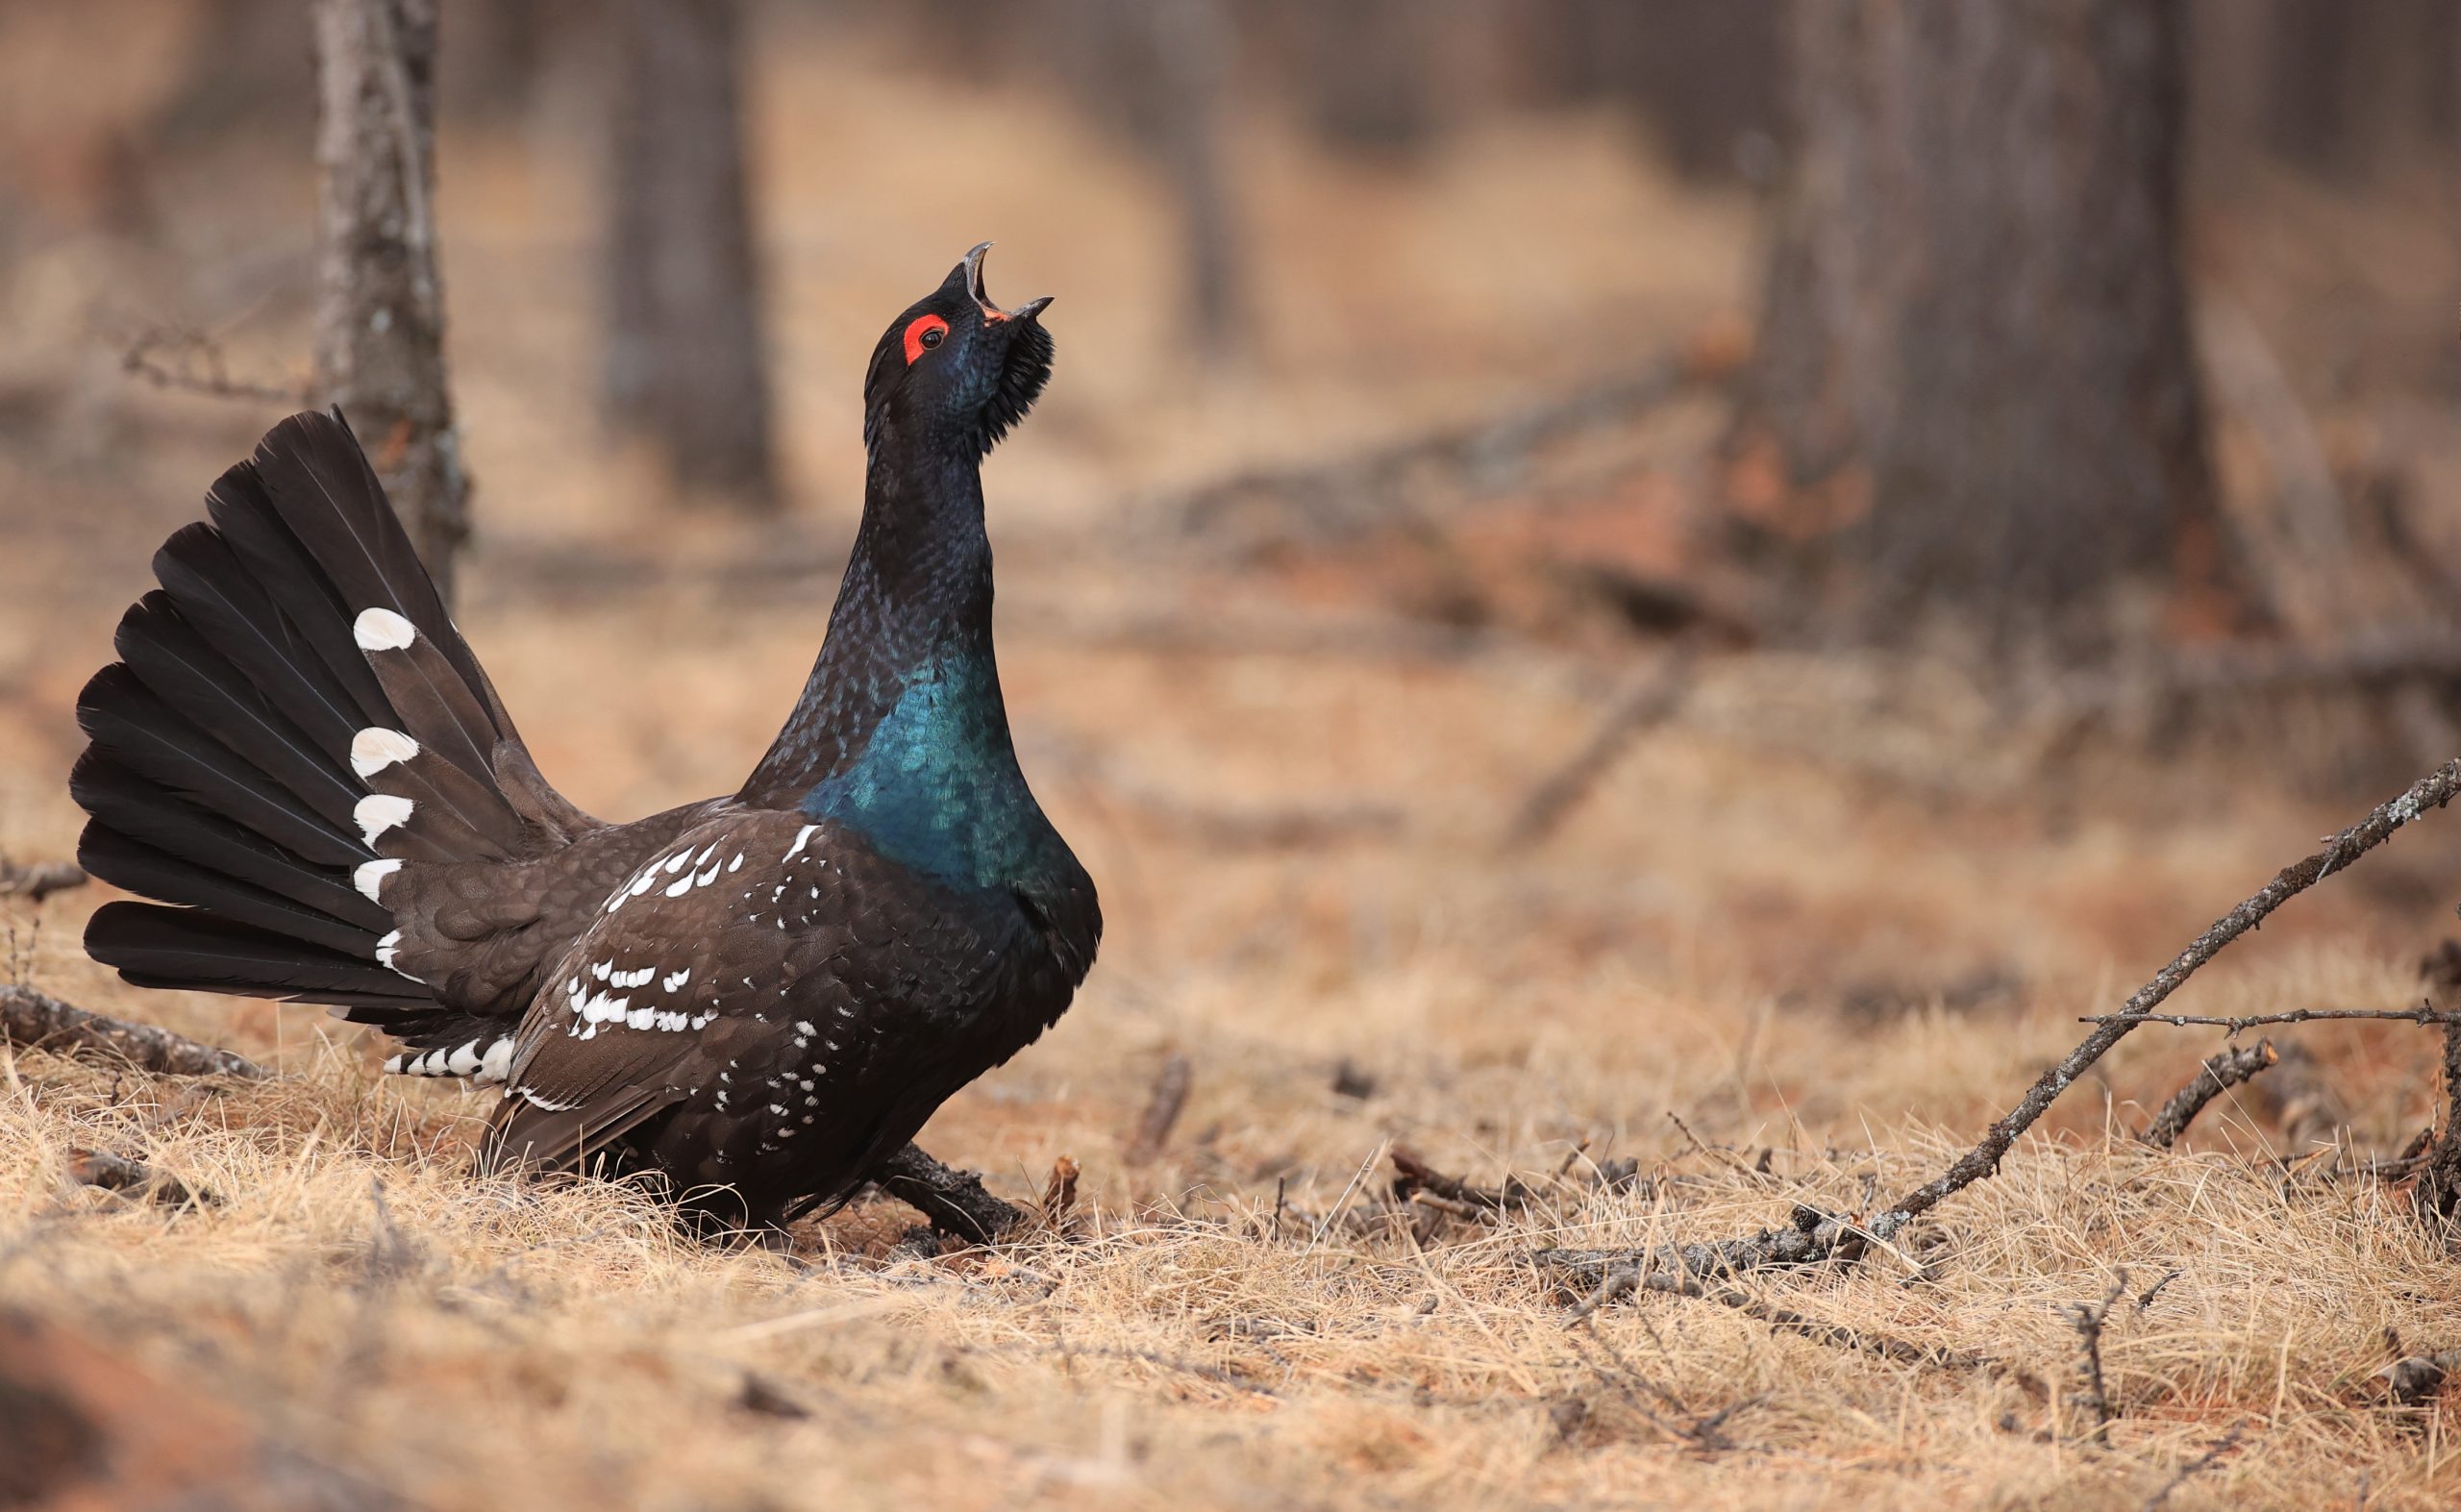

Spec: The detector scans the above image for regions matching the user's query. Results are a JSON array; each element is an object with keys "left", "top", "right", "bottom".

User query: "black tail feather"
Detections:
[
  {"left": 112, "top": 592, "right": 364, "bottom": 833},
  {"left": 77, "top": 665, "right": 367, "bottom": 868},
  {"left": 78, "top": 826, "right": 381, "bottom": 960},
  {"left": 75, "top": 410, "right": 540, "bottom": 1017},
  {"left": 70, "top": 751, "right": 392, "bottom": 932},
  {"left": 87, "top": 902, "right": 427, "bottom": 1006}
]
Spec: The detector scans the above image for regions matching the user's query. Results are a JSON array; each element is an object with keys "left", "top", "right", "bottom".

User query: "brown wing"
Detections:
[{"left": 477, "top": 806, "right": 997, "bottom": 1183}]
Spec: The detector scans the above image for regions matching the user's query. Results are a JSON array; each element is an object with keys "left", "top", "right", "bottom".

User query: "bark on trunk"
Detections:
[
  {"left": 311, "top": 0, "right": 471, "bottom": 604},
  {"left": 1735, "top": 0, "right": 2227, "bottom": 654},
  {"left": 600, "top": 0, "right": 778, "bottom": 509}
]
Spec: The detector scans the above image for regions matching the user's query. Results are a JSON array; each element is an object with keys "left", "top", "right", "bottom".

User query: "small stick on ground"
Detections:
[
  {"left": 0, "top": 858, "right": 87, "bottom": 904},
  {"left": 871, "top": 1145, "right": 1024, "bottom": 1244},
  {"left": 1038, "top": 1156, "right": 1081, "bottom": 1228},
  {"left": 1502, "top": 647, "right": 1696, "bottom": 849},
  {"left": 64, "top": 1148, "right": 217, "bottom": 1208},
  {"left": 1554, "top": 1254, "right": 1985, "bottom": 1372},
  {"left": 2139, "top": 1041, "right": 2277, "bottom": 1149},
  {"left": 0, "top": 985, "right": 268, "bottom": 1080},
  {"left": 2139, "top": 1425, "right": 2245, "bottom": 1511},
  {"left": 2066, "top": 1274, "right": 2128, "bottom": 1442},
  {"left": 1390, "top": 1146, "right": 1511, "bottom": 1215},
  {"left": 1126, "top": 1053, "right": 1192, "bottom": 1165}
]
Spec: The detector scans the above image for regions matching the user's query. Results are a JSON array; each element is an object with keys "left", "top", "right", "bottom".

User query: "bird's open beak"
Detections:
[{"left": 963, "top": 241, "right": 1053, "bottom": 326}]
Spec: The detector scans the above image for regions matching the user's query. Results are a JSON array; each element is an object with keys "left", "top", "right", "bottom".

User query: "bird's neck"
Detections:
[{"left": 738, "top": 437, "right": 1013, "bottom": 818}]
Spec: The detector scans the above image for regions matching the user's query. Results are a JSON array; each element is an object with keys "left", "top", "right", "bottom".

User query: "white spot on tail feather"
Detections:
[
  {"left": 354, "top": 858, "right": 401, "bottom": 902},
  {"left": 353, "top": 607, "right": 416, "bottom": 652},
  {"left": 354, "top": 794, "right": 413, "bottom": 845},
  {"left": 349, "top": 727, "right": 419, "bottom": 779}
]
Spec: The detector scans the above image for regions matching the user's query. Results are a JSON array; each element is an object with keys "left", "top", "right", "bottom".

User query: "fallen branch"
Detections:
[
  {"left": 1390, "top": 1146, "right": 1524, "bottom": 1217},
  {"left": 1867, "top": 759, "right": 2461, "bottom": 1246},
  {"left": 870, "top": 1145, "right": 1025, "bottom": 1244},
  {"left": 2383, "top": 1350, "right": 2461, "bottom": 1407},
  {"left": 2139, "top": 1041, "right": 2277, "bottom": 1149},
  {"left": 0, "top": 858, "right": 87, "bottom": 904},
  {"left": 64, "top": 1148, "right": 217, "bottom": 1208},
  {"left": 1538, "top": 1203, "right": 1861, "bottom": 1313},
  {"left": 1548, "top": 1250, "right": 1983, "bottom": 1371},
  {"left": 1125, "top": 1053, "right": 1193, "bottom": 1165},
  {"left": 1501, "top": 646, "right": 1697, "bottom": 848},
  {"left": 1161, "top": 357, "right": 1707, "bottom": 554},
  {"left": 0, "top": 984, "right": 268, "bottom": 1079}
]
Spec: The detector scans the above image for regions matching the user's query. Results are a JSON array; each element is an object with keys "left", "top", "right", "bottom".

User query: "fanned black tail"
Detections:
[{"left": 74, "top": 410, "right": 530, "bottom": 1032}]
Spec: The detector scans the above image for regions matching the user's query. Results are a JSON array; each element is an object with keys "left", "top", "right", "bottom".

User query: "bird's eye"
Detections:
[{"left": 903, "top": 314, "right": 951, "bottom": 365}]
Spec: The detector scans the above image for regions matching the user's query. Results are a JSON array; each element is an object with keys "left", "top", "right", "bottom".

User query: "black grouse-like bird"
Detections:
[{"left": 69, "top": 244, "right": 1100, "bottom": 1228}]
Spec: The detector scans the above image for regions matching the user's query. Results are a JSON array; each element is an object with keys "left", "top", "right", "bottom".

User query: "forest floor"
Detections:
[{"left": 10, "top": 11, "right": 2461, "bottom": 1509}]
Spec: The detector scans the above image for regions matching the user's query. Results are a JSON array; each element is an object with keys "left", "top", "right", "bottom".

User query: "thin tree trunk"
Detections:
[
  {"left": 311, "top": 0, "right": 471, "bottom": 603},
  {"left": 600, "top": 0, "right": 778, "bottom": 509},
  {"left": 1155, "top": 0, "right": 1244, "bottom": 360},
  {"left": 1734, "top": 0, "right": 2229, "bottom": 654}
]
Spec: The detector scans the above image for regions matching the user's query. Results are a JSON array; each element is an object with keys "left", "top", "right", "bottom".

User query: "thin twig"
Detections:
[
  {"left": 0, "top": 858, "right": 87, "bottom": 904},
  {"left": 2066, "top": 1274, "right": 2128, "bottom": 1442},
  {"left": 1125, "top": 1053, "right": 1192, "bottom": 1165},
  {"left": 2139, "top": 1425, "right": 2245, "bottom": 1511},
  {"left": 2139, "top": 1041, "right": 2278, "bottom": 1149},
  {"left": 1868, "top": 759, "right": 2461, "bottom": 1244},
  {"left": 2083, "top": 1005, "right": 2461, "bottom": 1031},
  {"left": 120, "top": 325, "right": 308, "bottom": 405},
  {"left": 1502, "top": 646, "right": 1697, "bottom": 848},
  {"left": 0, "top": 984, "right": 269, "bottom": 1079}
]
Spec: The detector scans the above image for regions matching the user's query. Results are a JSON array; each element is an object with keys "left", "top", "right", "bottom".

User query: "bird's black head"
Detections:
[{"left": 862, "top": 242, "right": 1054, "bottom": 459}]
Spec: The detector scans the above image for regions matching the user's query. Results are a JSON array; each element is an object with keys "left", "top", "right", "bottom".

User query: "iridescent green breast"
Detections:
[{"left": 799, "top": 653, "right": 1063, "bottom": 894}]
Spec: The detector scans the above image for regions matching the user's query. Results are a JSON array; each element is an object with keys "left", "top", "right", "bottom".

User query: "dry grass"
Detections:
[
  {"left": 9, "top": 12, "right": 2461, "bottom": 1508},
  {"left": 9, "top": 600, "right": 2461, "bottom": 1508}
]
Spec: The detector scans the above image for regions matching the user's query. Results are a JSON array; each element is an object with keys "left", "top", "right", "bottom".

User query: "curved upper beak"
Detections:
[{"left": 961, "top": 241, "right": 1053, "bottom": 325}]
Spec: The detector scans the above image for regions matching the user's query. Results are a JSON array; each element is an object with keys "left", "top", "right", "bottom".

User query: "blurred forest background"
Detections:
[
  {"left": 15, "top": 3, "right": 2461, "bottom": 1507},
  {"left": 9, "top": 1, "right": 2461, "bottom": 774}
]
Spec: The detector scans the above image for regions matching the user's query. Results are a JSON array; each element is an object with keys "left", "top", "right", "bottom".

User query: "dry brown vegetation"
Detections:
[{"left": 11, "top": 9, "right": 2461, "bottom": 1509}]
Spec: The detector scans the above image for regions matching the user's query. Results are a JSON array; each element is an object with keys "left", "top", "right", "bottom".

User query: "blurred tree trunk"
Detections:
[
  {"left": 1043, "top": 0, "right": 1246, "bottom": 361},
  {"left": 1155, "top": 0, "right": 1243, "bottom": 359},
  {"left": 311, "top": 0, "right": 472, "bottom": 603},
  {"left": 1735, "top": 0, "right": 2230, "bottom": 653},
  {"left": 600, "top": 0, "right": 778, "bottom": 508},
  {"left": 1290, "top": 0, "right": 1433, "bottom": 155}
]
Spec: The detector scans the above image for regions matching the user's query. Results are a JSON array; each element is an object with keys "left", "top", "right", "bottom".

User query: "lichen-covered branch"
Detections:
[
  {"left": 0, "top": 985, "right": 268, "bottom": 1079},
  {"left": 2138, "top": 1040, "right": 2277, "bottom": 1149},
  {"left": 1870, "top": 757, "right": 2461, "bottom": 1242}
]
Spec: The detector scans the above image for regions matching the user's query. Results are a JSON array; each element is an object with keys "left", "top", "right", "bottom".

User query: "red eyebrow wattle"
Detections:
[{"left": 903, "top": 314, "right": 950, "bottom": 365}]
